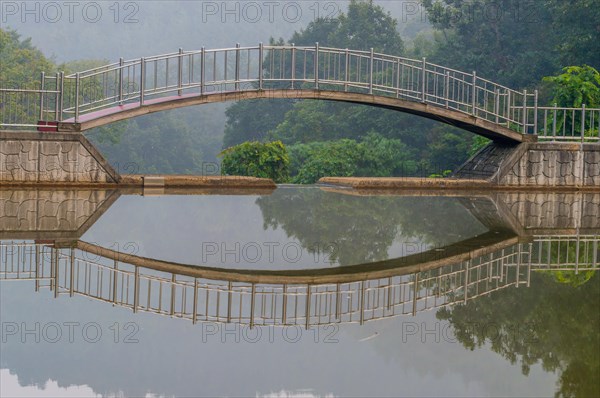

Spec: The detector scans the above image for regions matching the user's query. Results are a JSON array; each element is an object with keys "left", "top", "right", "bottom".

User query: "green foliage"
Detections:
[
  {"left": 328, "top": 0, "right": 404, "bottom": 55},
  {"left": 469, "top": 136, "right": 491, "bottom": 157},
  {"left": 437, "top": 272, "right": 600, "bottom": 397},
  {"left": 0, "top": 28, "right": 56, "bottom": 126},
  {"left": 58, "top": 59, "right": 110, "bottom": 74},
  {"left": 543, "top": 65, "right": 600, "bottom": 108},
  {"left": 429, "top": 170, "right": 452, "bottom": 179},
  {"left": 538, "top": 239, "right": 598, "bottom": 288},
  {"left": 219, "top": 141, "right": 290, "bottom": 183},
  {"left": 222, "top": 99, "right": 295, "bottom": 148},
  {"left": 287, "top": 133, "right": 416, "bottom": 184},
  {"left": 256, "top": 188, "right": 489, "bottom": 265},
  {"left": 223, "top": 0, "right": 406, "bottom": 148},
  {"left": 0, "top": 28, "right": 55, "bottom": 86},
  {"left": 421, "top": 0, "right": 600, "bottom": 89},
  {"left": 546, "top": 0, "right": 600, "bottom": 69},
  {"left": 292, "top": 140, "right": 361, "bottom": 184},
  {"left": 541, "top": 66, "right": 600, "bottom": 139}
]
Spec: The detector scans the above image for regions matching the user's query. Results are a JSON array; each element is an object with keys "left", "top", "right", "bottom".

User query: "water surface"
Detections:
[{"left": 1, "top": 188, "right": 598, "bottom": 397}]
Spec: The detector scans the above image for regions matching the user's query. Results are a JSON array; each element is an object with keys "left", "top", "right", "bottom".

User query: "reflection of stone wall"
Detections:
[
  {"left": 499, "top": 143, "right": 600, "bottom": 187},
  {"left": 0, "top": 132, "right": 118, "bottom": 184},
  {"left": 498, "top": 192, "right": 600, "bottom": 231},
  {"left": 0, "top": 190, "right": 114, "bottom": 235}
]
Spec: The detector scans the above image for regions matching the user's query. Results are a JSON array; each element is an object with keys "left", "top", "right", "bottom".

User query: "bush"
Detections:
[
  {"left": 219, "top": 141, "right": 289, "bottom": 183},
  {"left": 288, "top": 133, "right": 417, "bottom": 184}
]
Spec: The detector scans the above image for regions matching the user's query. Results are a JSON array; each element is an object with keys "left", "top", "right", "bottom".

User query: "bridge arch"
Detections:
[
  {"left": 62, "top": 89, "right": 530, "bottom": 143},
  {"left": 3, "top": 45, "right": 596, "bottom": 142}
]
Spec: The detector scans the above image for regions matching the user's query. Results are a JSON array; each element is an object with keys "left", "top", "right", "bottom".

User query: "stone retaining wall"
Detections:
[
  {"left": 497, "top": 143, "right": 600, "bottom": 187},
  {"left": 0, "top": 131, "right": 119, "bottom": 184}
]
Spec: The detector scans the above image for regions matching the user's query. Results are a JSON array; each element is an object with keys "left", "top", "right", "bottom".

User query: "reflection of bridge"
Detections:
[
  {"left": 1, "top": 235, "right": 598, "bottom": 327},
  {"left": 1, "top": 45, "right": 598, "bottom": 142},
  {"left": 1, "top": 189, "right": 599, "bottom": 327}
]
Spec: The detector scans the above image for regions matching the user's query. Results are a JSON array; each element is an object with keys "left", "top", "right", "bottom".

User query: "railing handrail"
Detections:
[{"left": 2, "top": 44, "right": 599, "bottom": 142}]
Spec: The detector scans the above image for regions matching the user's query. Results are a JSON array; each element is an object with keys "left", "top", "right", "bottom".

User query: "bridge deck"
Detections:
[
  {"left": 64, "top": 93, "right": 198, "bottom": 123},
  {"left": 59, "top": 89, "right": 532, "bottom": 143}
]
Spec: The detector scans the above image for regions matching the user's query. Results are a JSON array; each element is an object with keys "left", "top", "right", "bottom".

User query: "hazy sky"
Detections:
[{"left": 3, "top": 1, "right": 430, "bottom": 62}]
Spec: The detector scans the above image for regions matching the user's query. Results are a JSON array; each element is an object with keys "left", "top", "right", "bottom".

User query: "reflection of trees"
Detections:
[
  {"left": 437, "top": 273, "right": 600, "bottom": 398},
  {"left": 256, "top": 188, "right": 488, "bottom": 266},
  {"left": 537, "top": 239, "right": 597, "bottom": 287}
]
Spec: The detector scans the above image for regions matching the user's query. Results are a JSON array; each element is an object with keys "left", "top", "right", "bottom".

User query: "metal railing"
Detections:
[
  {"left": 1, "top": 235, "right": 598, "bottom": 327},
  {"left": 1, "top": 44, "right": 599, "bottom": 141}
]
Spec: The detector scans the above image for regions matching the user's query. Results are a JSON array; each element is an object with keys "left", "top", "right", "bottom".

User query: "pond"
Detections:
[{"left": 1, "top": 187, "right": 599, "bottom": 397}]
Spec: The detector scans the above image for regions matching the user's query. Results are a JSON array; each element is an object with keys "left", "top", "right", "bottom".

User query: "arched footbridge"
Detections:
[{"left": 2, "top": 44, "right": 599, "bottom": 142}]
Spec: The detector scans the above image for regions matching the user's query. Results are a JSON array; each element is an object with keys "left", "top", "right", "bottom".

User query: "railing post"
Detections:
[
  {"left": 118, "top": 57, "right": 124, "bottom": 104},
  {"left": 522, "top": 89, "right": 528, "bottom": 134},
  {"left": 396, "top": 58, "right": 402, "bottom": 98},
  {"left": 444, "top": 71, "right": 450, "bottom": 108},
  {"left": 259, "top": 42, "right": 264, "bottom": 90},
  {"left": 581, "top": 103, "right": 586, "bottom": 142},
  {"left": 369, "top": 48, "right": 374, "bottom": 94},
  {"left": 471, "top": 71, "right": 477, "bottom": 116},
  {"left": 495, "top": 89, "right": 500, "bottom": 124},
  {"left": 291, "top": 43, "right": 296, "bottom": 89},
  {"left": 140, "top": 57, "right": 145, "bottom": 106},
  {"left": 553, "top": 103, "right": 557, "bottom": 140},
  {"left": 345, "top": 49, "right": 350, "bottom": 92},
  {"left": 506, "top": 90, "right": 511, "bottom": 127},
  {"left": 200, "top": 47, "right": 206, "bottom": 95},
  {"left": 178, "top": 48, "right": 184, "bottom": 96},
  {"left": 58, "top": 71, "right": 64, "bottom": 121},
  {"left": 75, "top": 72, "right": 80, "bottom": 123},
  {"left": 314, "top": 42, "right": 319, "bottom": 90},
  {"left": 533, "top": 90, "right": 539, "bottom": 135},
  {"left": 54, "top": 72, "right": 60, "bottom": 122},
  {"left": 39, "top": 72, "right": 45, "bottom": 121},
  {"left": 421, "top": 57, "right": 426, "bottom": 102},
  {"left": 235, "top": 43, "right": 240, "bottom": 91}
]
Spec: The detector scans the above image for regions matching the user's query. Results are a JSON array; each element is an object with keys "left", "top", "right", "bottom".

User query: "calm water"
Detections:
[{"left": 1, "top": 187, "right": 598, "bottom": 397}]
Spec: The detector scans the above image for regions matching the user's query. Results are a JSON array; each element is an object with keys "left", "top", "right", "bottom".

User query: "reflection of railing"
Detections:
[
  {"left": 1, "top": 236, "right": 598, "bottom": 327},
  {"left": 1, "top": 45, "right": 598, "bottom": 141}
]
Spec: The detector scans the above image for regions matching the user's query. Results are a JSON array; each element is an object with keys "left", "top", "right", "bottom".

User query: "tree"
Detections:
[
  {"left": 219, "top": 141, "right": 289, "bottom": 182},
  {"left": 543, "top": 65, "right": 600, "bottom": 108},
  {"left": 421, "top": 0, "right": 558, "bottom": 88},
  {"left": 222, "top": 99, "right": 295, "bottom": 148},
  {"left": 541, "top": 65, "right": 600, "bottom": 138},
  {"left": 0, "top": 29, "right": 54, "bottom": 86},
  {"left": 545, "top": 0, "right": 600, "bottom": 69},
  {"left": 222, "top": 0, "right": 406, "bottom": 147}
]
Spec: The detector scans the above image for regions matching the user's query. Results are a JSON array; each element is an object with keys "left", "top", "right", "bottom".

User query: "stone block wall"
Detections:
[
  {"left": 497, "top": 192, "right": 600, "bottom": 232},
  {"left": 0, "top": 189, "right": 118, "bottom": 241},
  {"left": 0, "top": 132, "right": 119, "bottom": 184},
  {"left": 498, "top": 143, "right": 600, "bottom": 187}
]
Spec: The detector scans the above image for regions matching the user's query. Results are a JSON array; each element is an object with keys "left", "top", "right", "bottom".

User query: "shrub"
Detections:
[{"left": 219, "top": 141, "right": 289, "bottom": 183}]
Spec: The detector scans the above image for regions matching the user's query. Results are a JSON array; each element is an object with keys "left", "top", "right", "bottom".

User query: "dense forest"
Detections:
[
  {"left": 1, "top": 0, "right": 599, "bottom": 179},
  {"left": 221, "top": 0, "right": 600, "bottom": 182}
]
